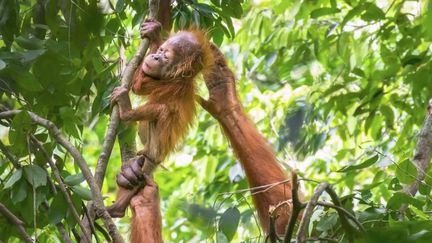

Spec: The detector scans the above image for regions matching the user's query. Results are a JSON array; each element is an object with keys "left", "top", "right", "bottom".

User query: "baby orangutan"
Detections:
[{"left": 108, "top": 19, "right": 213, "bottom": 218}]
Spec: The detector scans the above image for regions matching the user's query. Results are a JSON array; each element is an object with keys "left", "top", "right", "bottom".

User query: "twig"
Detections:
[
  {"left": 0, "top": 110, "right": 124, "bottom": 243},
  {"left": 30, "top": 136, "right": 92, "bottom": 243},
  {"left": 266, "top": 213, "right": 280, "bottom": 243},
  {"left": 0, "top": 140, "right": 20, "bottom": 168},
  {"left": 306, "top": 237, "right": 338, "bottom": 242},
  {"left": 0, "top": 202, "right": 33, "bottom": 243},
  {"left": 220, "top": 179, "right": 291, "bottom": 196},
  {"left": 283, "top": 171, "right": 306, "bottom": 243}
]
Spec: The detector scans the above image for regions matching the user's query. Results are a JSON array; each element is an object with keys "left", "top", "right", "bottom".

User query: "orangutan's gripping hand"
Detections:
[
  {"left": 140, "top": 18, "right": 162, "bottom": 42},
  {"left": 130, "top": 175, "right": 160, "bottom": 210},
  {"left": 198, "top": 44, "right": 240, "bottom": 119},
  {"left": 116, "top": 156, "right": 145, "bottom": 189}
]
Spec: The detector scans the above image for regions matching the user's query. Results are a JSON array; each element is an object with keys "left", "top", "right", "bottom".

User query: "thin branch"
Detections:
[
  {"left": 0, "top": 110, "right": 124, "bottom": 243},
  {"left": 30, "top": 136, "right": 92, "bottom": 243},
  {"left": 0, "top": 140, "right": 20, "bottom": 168},
  {"left": 0, "top": 202, "right": 33, "bottom": 243},
  {"left": 306, "top": 237, "right": 338, "bottom": 242},
  {"left": 82, "top": 202, "right": 100, "bottom": 243},
  {"left": 220, "top": 179, "right": 291, "bottom": 196},
  {"left": 265, "top": 213, "right": 280, "bottom": 243},
  {"left": 296, "top": 183, "right": 329, "bottom": 243},
  {"left": 56, "top": 222, "right": 73, "bottom": 243},
  {"left": 283, "top": 171, "right": 306, "bottom": 243}
]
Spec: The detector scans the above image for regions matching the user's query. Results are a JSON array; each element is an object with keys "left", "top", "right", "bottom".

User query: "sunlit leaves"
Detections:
[
  {"left": 387, "top": 192, "right": 424, "bottom": 210},
  {"left": 4, "top": 169, "right": 22, "bottom": 189},
  {"left": 338, "top": 155, "right": 379, "bottom": 172},
  {"left": 310, "top": 7, "right": 340, "bottom": 18},
  {"left": 395, "top": 159, "right": 417, "bottom": 184}
]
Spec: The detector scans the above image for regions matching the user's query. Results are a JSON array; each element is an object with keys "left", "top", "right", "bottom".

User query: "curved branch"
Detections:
[
  {"left": 0, "top": 110, "right": 124, "bottom": 243},
  {"left": 295, "top": 183, "right": 357, "bottom": 243},
  {"left": 0, "top": 202, "right": 33, "bottom": 243},
  {"left": 296, "top": 183, "right": 328, "bottom": 243}
]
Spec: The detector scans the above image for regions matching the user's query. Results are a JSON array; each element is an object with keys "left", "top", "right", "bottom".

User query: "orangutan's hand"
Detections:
[
  {"left": 198, "top": 44, "right": 240, "bottom": 119},
  {"left": 130, "top": 174, "right": 160, "bottom": 211}
]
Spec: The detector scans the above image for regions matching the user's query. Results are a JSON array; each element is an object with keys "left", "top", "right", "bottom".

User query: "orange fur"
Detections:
[
  {"left": 219, "top": 110, "right": 292, "bottom": 234},
  {"left": 131, "top": 29, "right": 213, "bottom": 160},
  {"left": 111, "top": 30, "right": 213, "bottom": 241},
  {"left": 201, "top": 45, "right": 293, "bottom": 235}
]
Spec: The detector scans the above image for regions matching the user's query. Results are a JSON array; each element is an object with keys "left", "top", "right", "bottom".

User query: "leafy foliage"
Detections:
[{"left": 0, "top": 0, "right": 432, "bottom": 242}]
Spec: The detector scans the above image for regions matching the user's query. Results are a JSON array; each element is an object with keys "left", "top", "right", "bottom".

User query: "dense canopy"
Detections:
[{"left": 0, "top": 0, "right": 432, "bottom": 242}]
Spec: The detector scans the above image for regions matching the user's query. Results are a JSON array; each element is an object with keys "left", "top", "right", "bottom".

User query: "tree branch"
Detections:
[
  {"left": 295, "top": 183, "right": 358, "bottom": 243},
  {"left": 30, "top": 136, "right": 92, "bottom": 243},
  {"left": 80, "top": 1, "right": 160, "bottom": 240},
  {"left": 94, "top": 0, "right": 160, "bottom": 189},
  {"left": 0, "top": 202, "right": 33, "bottom": 243},
  {"left": 402, "top": 100, "right": 432, "bottom": 197},
  {"left": 283, "top": 171, "right": 306, "bottom": 243},
  {"left": 0, "top": 110, "right": 124, "bottom": 243}
]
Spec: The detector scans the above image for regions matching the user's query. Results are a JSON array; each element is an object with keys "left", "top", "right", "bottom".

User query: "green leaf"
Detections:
[
  {"left": 341, "top": 4, "right": 366, "bottom": 28},
  {"left": 4, "top": 169, "right": 22, "bottom": 189},
  {"left": 11, "top": 180, "right": 28, "bottom": 203},
  {"left": 24, "top": 164, "right": 47, "bottom": 188},
  {"left": 194, "top": 3, "right": 215, "bottom": 14},
  {"left": 310, "top": 8, "right": 340, "bottom": 18},
  {"left": 48, "top": 194, "right": 68, "bottom": 224},
  {"left": 396, "top": 159, "right": 417, "bottom": 184},
  {"left": 219, "top": 207, "right": 240, "bottom": 241},
  {"left": 72, "top": 186, "right": 92, "bottom": 200},
  {"left": 216, "top": 231, "right": 229, "bottom": 243},
  {"left": 387, "top": 192, "right": 424, "bottom": 210},
  {"left": 361, "top": 3, "right": 385, "bottom": 21},
  {"left": 338, "top": 155, "right": 379, "bottom": 172},
  {"left": 380, "top": 105, "right": 394, "bottom": 128},
  {"left": 15, "top": 36, "right": 44, "bottom": 50},
  {"left": 115, "top": 0, "right": 125, "bottom": 12},
  {"left": 232, "top": 2, "right": 243, "bottom": 18},
  {"left": 0, "top": 0, "right": 18, "bottom": 48},
  {"left": 64, "top": 173, "right": 85, "bottom": 186},
  {"left": 212, "top": 26, "right": 224, "bottom": 46},
  {"left": 7, "top": 64, "right": 44, "bottom": 92}
]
